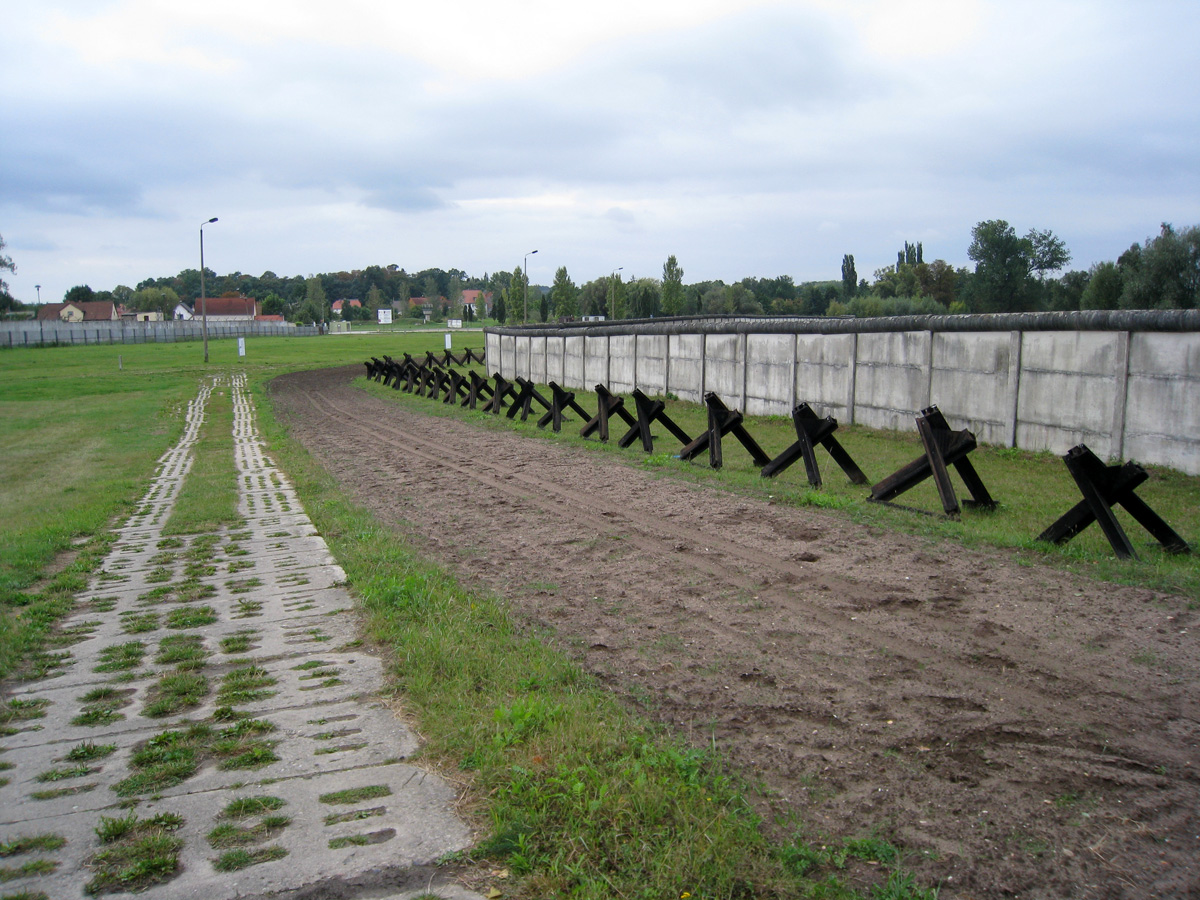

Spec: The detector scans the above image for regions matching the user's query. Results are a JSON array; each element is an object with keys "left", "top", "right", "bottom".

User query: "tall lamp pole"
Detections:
[
  {"left": 523, "top": 249, "right": 538, "bottom": 323},
  {"left": 200, "top": 217, "right": 218, "bottom": 363},
  {"left": 35, "top": 285, "right": 41, "bottom": 304}
]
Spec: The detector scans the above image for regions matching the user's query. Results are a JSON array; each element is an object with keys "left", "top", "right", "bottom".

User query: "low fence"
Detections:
[
  {"left": 485, "top": 310, "right": 1200, "bottom": 476},
  {"left": 0, "top": 320, "right": 319, "bottom": 348}
]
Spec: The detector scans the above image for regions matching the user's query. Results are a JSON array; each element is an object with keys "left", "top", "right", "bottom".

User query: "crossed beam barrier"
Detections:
[{"left": 1037, "top": 444, "right": 1190, "bottom": 559}]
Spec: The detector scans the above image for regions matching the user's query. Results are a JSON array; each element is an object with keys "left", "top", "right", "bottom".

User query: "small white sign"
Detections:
[
  {"left": 237, "top": 337, "right": 246, "bottom": 357},
  {"left": 444, "top": 333, "right": 453, "bottom": 350},
  {"left": 377, "top": 309, "right": 393, "bottom": 324},
  {"left": 447, "top": 318, "right": 463, "bottom": 329}
]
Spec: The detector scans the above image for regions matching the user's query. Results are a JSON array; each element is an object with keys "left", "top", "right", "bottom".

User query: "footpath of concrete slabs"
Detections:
[{"left": 0, "top": 373, "right": 485, "bottom": 900}]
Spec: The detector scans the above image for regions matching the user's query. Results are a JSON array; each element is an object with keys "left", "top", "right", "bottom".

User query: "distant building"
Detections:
[
  {"left": 36, "top": 301, "right": 118, "bottom": 322},
  {"left": 174, "top": 302, "right": 194, "bottom": 321},
  {"left": 460, "top": 289, "right": 492, "bottom": 317},
  {"left": 118, "top": 306, "right": 163, "bottom": 322},
  {"left": 197, "top": 296, "right": 260, "bottom": 322},
  {"left": 331, "top": 299, "right": 362, "bottom": 318}
]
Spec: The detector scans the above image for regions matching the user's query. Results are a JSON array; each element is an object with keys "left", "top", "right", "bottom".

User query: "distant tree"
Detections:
[
  {"left": 608, "top": 274, "right": 627, "bottom": 319},
  {"left": 304, "top": 276, "right": 328, "bottom": 324},
  {"left": 916, "top": 260, "right": 957, "bottom": 307},
  {"left": 0, "top": 234, "right": 13, "bottom": 295},
  {"left": 262, "top": 293, "right": 286, "bottom": 316},
  {"left": 132, "top": 285, "right": 179, "bottom": 318},
  {"left": 494, "top": 291, "right": 508, "bottom": 324},
  {"left": 365, "top": 285, "right": 384, "bottom": 317},
  {"left": 841, "top": 254, "right": 857, "bottom": 298},
  {"left": 625, "top": 278, "right": 661, "bottom": 318},
  {"left": 1029, "top": 229, "right": 1072, "bottom": 280},
  {"left": 550, "top": 266, "right": 579, "bottom": 319},
  {"left": 579, "top": 279, "right": 608, "bottom": 316},
  {"left": 447, "top": 274, "right": 464, "bottom": 318},
  {"left": 661, "top": 255, "right": 685, "bottom": 315},
  {"left": 967, "top": 220, "right": 1070, "bottom": 312},
  {"left": 1080, "top": 261, "right": 1123, "bottom": 310},
  {"left": 1117, "top": 223, "right": 1200, "bottom": 309},
  {"left": 64, "top": 285, "right": 96, "bottom": 304}
]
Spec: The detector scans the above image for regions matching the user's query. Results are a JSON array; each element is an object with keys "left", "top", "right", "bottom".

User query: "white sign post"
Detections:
[
  {"left": 378, "top": 309, "right": 393, "bottom": 325},
  {"left": 444, "top": 332, "right": 452, "bottom": 350},
  {"left": 237, "top": 337, "right": 246, "bottom": 357}
]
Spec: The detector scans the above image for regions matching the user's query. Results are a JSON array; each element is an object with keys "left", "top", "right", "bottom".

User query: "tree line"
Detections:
[{"left": 3, "top": 220, "right": 1198, "bottom": 322}]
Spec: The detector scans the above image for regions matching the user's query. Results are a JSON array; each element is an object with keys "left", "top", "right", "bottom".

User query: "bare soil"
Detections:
[{"left": 268, "top": 366, "right": 1200, "bottom": 900}]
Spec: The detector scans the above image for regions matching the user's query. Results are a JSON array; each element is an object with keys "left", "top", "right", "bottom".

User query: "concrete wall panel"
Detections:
[
  {"left": 609, "top": 335, "right": 637, "bottom": 393},
  {"left": 854, "top": 332, "right": 931, "bottom": 431},
  {"left": 498, "top": 334, "right": 516, "bottom": 378},
  {"left": 528, "top": 336, "right": 547, "bottom": 384},
  {"left": 1017, "top": 332, "right": 1122, "bottom": 456},
  {"left": 667, "top": 334, "right": 704, "bottom": 402},
  {"left": 703, "top": 334, "right": 744, "bottom": 403},
  {"left": 744, "top": 334, "right": 794, "bottom": 417},
  {"left": 636, "top": 334, "right": 668, "bottom": 395},
  {"left": 564, "top": 335, "right": 586, "bottom": 388},
  {"left": 485, "top": 332, "right": 501, "bottom": 375},
  {"left": 545, "top": 336, "right": 566, "bottom": 385},
  {"left": 1123, "top": 333, "right": 1200, "bottom": 470},
  {"left": 584, "top": 336, "right": 609, "bottom": 388},
  {"left": 795, "top": 334, "right": 854, "bottom": 419},
  {"left": 931, "top": 332, "right": 1018, "bottom": 445}
]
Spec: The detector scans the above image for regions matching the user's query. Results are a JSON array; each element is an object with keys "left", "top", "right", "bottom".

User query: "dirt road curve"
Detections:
[{"left": 269, "top": 366, "right": 1200, "bottom": 900}]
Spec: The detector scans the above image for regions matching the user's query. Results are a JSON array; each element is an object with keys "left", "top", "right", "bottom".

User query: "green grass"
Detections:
[
  {"left": 220, "top": 630, "right": 258, "bottom": 653},
  {"left": 0, "top": 860, "right": 57, "bottom": 881},
  {"left": 211, "top": 845, "right": 287, "bottom": 872},
  {"left": 85, "top": 813, "right": 184, "bottom": 895},
  {"left": 154, "top": 634, "right": 208, "bottom": 669},
  {"left": 65, "top": 741, "right": 117, "bottom": 762},
  {"left": 220, "top": 795, "right": 287, "bottom": 818},
  {"left": 0, "top": 835, "right": 66, "bottom": 857},
  {"left": 318, "top": 785, "right": 391, "bottom": 805},
  {"left": 143, "top": 672, "right": 209, "bottom": 717},
  {"left": 93, "top": 641, "right": 145, "bottom": 673},
  {"left": 165, "top": 606, "right": 218, "bottom": 629}
]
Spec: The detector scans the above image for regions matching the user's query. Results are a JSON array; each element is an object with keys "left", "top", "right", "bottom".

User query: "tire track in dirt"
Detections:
[
  {"left": 269, "top": 366, "right": 1200, "bottom": 900},
  {"left": 300, "top": 386, "right": 1186, "bottom": 743}
]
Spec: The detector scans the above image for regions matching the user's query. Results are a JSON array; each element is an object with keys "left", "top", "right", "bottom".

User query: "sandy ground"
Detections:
[{"left": 268, "top": 365, "right": 1200, "bottom": 900}]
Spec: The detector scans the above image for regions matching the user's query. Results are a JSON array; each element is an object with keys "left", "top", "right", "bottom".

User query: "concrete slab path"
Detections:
[{"left": 0, "top": 374, "right": 484, "bottom": 900}]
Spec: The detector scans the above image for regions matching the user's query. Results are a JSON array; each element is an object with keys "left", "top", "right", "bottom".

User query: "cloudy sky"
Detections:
[{"left": 3, "top": 0, "right": 1198, "bottom": 304}]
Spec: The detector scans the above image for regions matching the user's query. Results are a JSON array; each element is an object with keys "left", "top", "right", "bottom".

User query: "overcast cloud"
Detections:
[{"left": 3, "top": 0, "right": 1199, "bottom": 303}]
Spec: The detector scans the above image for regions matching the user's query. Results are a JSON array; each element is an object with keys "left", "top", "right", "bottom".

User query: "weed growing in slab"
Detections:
[
  {"left": 0, "top": 699, "right": 49, "bottom": 724},
  {"left": 212, "top": 845, "right": 287, "bottom": 872},
  {"left": 217, "top": 666, "right": 277, "bottom": 705},
  {"left": 143, "top": 672, "right": 209, "bottom": 717},
  {"left": 85, "top": 813, "right": 184, "bottom": 895},
  {"left": 318, "top": 785, "right": 391, "bottom": 805},
  {"left": 0, "top": 859, "right": 58, "bottom": 881},
  {"left": 221, "top": 796, "right": 286, "bottom": 818},
  {"left": 0, "top": 834, "right": 66, "bottom": 856},
  {"left": 26, "top": 650, "right": 73, "bottom": 679},
  {"left": 154, "top": 634, "right": 208, "bottom": 669},
  {"left": 66, "top": 742, "right": 117, "bottom": 762},
  {"left": 119, "top": 611, "right": 159, "bottom": 634},
  {"left": 93, "top": 642, "right": 145, "bottom": 673},
  {"left": 30, "top": 783, "right": 96, "bottom": 800},
  {"left": 206, "top": 816, "right": 290, "bottom": 848},
  {"left": 220, "top": 630, "right": 258, "bottom": 653},
  {"left": 166, "top": 606, "right": 217, "bottom": 629},
  {"left": 35, "top": 764, "right": 95, "bottom": 782},
  {"left": 323, "top": 806, "right": 385, "bottom": 826},
  {"left": 226, "top": 577, "right": 262, "bottom": 594}
]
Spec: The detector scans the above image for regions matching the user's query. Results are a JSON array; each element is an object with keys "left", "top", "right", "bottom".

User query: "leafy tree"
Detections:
[
  {"left": 661, "top": 255, "right": 685, "bottom": 315},
  {"left": 579, "top": 279, "right": 608, "bottom": 317},
  {"left": 304, "top": 276, "right": 328, "bottom": 324},
  {"left": 967, "top": 220, "right": 1034, "bottom": 312},
  {"left": 132, "top": 285, "right": 179, "bottom": 318},
  {"left": 65, "top": 284, "right": 96, "bottom": 304},
  {"left": 366, "top": 285, "right": 384, "bottom": 316},
  {"left": 625, "top": 278, "right": 661, "bottom": 319},
  {"left": 494, "top": 291, "right": 508, "bottom": 324},
  {"left": 550, "top": 266, "right": 578, "bottom": 319},
  {"left": 841, "top": 254, "right": 857, "bottom": 298},
  {"left": 261, "top": 293, "right": 286, "bottom": 316},
  {"left": 1081, "top": 261, "right": 1123, "bottom": 310},
  {"left": 1118, "top": 223, "right": 1200, "bottom": 309},
  {"left": 916, "top": 260, "right": 958, "bottom": 307},
  {"left": 1029, "top": 229, "right": 1072, "bottom": 279}
]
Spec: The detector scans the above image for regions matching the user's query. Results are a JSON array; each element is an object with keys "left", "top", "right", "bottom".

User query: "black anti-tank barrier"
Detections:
[{"left": 360, "top": 355, "right": 1192, "bottom": 559}]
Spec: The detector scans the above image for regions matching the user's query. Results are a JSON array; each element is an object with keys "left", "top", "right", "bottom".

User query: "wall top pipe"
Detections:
[{"left": 487, "top": 309, "right": 1200, "bottom": 339}]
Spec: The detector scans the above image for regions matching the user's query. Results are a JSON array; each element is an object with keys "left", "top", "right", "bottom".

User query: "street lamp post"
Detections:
[
  {"left": 609, "top": 267, "right": 623, "bottom": 320},
  {"left": 200, "top": 217, "right": 218, "bottom": 363},
  {"left": 35, "top": 285, "right": 41, "bottom": 304},
  {"left": 523, "top": 250, "right": 538, "bottom": 323}
]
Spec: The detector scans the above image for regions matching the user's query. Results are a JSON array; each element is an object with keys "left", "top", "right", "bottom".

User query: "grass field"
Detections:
[{"left": 2, "top": 332, "right": 1197, "bottom": 899}]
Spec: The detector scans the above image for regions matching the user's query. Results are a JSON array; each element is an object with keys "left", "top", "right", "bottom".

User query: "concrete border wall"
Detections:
[
  {"left": 0, "top": 320, "right": 317, "bottom": 347},
  {"left": 485, "top": 311, "right": 1200, "bottom": 475}
]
